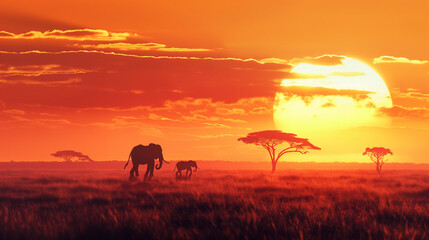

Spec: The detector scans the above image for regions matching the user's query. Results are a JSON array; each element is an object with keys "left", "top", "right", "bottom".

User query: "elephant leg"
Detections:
[
  {"left": 129, "top": 165, "right": 136, "bottom": 181},
  {"left": 147, "top": 162, "right": 155, "bottom": 180},
  {"left": 135, "top": 165, "right": 139, "bottom": 176},
  {"left": 149, "top": 166, "right": 153, "bottom": 180},
  {"left": 144, "top": 165, "right": 150, "bottom": 181},
  {"left": 188, "top": 169, "right": 192, "bottom": 179}
]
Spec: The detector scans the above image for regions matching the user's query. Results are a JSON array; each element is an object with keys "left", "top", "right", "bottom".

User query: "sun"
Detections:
[{"left": 273, "top": 55, "right": 392, "bottom": 135}]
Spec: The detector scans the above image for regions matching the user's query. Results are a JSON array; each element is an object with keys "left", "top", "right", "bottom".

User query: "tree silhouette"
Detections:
[
  {"left": 238, "top": 130, "right": 321, "bottom": 173},
  {"left": 51, "top": 150, "right": 94, "bottom": 162},
  {"left": 363, "top": 147, "right": 392, "bottom": 174}
]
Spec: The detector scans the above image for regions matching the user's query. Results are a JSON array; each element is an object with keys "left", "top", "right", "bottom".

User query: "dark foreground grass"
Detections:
[{"left": 1, "top": 168, "right": 429, "bottom": 240}]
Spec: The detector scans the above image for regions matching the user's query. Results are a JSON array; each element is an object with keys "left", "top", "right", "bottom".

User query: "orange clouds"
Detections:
[
  {"left": 79, "top": 43, "right": 212, "bottom": 52},
  {"left": 0, "top": 29, "right": 131, "bottom": 41},
  {"left": 391, "top": 88, "right": 429, "bottom": 103},
  {"left": 379, "top": 105, "right": 429, "bottom": 119},
  {"left": 321, "top": 102, "right": 336, "bottom": 108},
  {"left": 278, "top": 86, "right": 373, "bottom": 102},
  {"left": 0, "top": 77, "right": 82, "bottom": 86},
  {"left": 0, "top": 29, "right": 215, "bottom": 57},
  {"left": 0, "top": 48, "right": 288, "bottom": 110},
  {"left": 0, "top": 49, "right": 286, "bottom": 65},
  {"left": 292, "top": 55, "right": 345, "bottom": 66},
  {"left": 373, "top": 56, "right": 428, "bottom": 64},
  {"left": 0, "top": 26, "right": 286, "bottom": 161},
  {"left": 380, "top": 88, "right": 429, "bottom": 122},
  {"left": 0, "top": 64, "right": 90, "bottom": 77},
  {"left": 0, "top": 107, "right": 72, "bottom": 127}
]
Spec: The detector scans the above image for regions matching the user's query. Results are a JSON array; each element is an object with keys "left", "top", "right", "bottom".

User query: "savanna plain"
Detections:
[{"left": 1, "top": 162, "right": 429, "bottom": 240}]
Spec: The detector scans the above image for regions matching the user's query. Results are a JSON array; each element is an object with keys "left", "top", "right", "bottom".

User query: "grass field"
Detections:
[{"left": 1, "top": 162, "right": 429, "bottom": 239}]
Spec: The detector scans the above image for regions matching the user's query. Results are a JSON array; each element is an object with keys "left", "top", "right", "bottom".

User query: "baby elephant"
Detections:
[{"left": 175, "top": 160, "right": 198, "bottom": 179}]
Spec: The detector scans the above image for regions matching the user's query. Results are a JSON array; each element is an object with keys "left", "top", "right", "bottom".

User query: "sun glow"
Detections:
[
  {"left": 285, "top": 58, "right": 391, "bottom": 96},
  {"left": 274, "top": 56, "right": 393, "bottom": 134}
]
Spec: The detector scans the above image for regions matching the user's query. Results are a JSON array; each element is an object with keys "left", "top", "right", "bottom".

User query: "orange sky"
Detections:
[{"left": 1, "top": 1, "right": 429, "bottom": 163}]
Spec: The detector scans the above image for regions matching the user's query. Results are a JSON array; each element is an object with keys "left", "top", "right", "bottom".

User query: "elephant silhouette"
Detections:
[
  {"left": 124, "top": 143, "right": 168, "bottom": 181},
  {"left": 174, "top": 160, "right": 198, "bottom": 179}
]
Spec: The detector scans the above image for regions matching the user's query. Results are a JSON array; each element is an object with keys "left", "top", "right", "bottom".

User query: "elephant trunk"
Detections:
[
  {"left": 155, "top": 153, "right": 165, "bottom": 170},
  {"left": 193, "top": 164, "right": 198, "bottom": 172}
]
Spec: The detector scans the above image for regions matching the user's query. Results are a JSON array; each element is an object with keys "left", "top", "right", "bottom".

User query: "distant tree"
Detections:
[
  {"left": 363, "top": 147, "right": 392, "bottom": 174},
  {"left": 238, "top": 130, "right": 321, "bottom": 173},
  {"left": 51, "top": 150, "right": 94, "bottom": 162}
]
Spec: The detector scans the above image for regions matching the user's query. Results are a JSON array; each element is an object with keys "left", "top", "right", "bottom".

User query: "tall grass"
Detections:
[{"left": 1, "top": 167, "right": 429, "bottom": 239}]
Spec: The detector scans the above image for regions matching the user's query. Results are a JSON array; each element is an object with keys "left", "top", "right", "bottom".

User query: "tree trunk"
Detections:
[
  {"left": 271, "top": 160, "right": 277, "bottom": 173},
  {"left": 376, "top": 162, "right": 381, "bottom": 174}
]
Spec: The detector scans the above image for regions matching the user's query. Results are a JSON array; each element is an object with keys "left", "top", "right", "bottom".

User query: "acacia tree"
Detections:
[
  {"left": 363, "top": 147, "right": 392, "bottom": 174},
  {"left": 51, "top": 150, "right": 94, "bottom": 162},
  {"left": 238, "top": 130, "right": 321, "bottom": 173}
]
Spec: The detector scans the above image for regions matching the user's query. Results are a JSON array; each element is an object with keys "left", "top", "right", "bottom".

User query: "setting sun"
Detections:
[{"left": 274, "top": 55, "right": 393, "bottom": 134}]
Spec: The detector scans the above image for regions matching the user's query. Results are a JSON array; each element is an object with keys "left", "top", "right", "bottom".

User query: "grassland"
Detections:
[{"left": 1, "top": 162, "right": 429, "bottom": 239}]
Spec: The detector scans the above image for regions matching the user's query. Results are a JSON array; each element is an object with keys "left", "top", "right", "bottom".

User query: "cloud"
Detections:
[
  {"left": 279, "top": 86, "right": 373, "bottom": 101},
  {"left": 0, "top": 96, "right": 269, "bottom": 134},
  {"left": 391, "top": 88, "right": 429, "bottom": 102},
  {"left": 215, "top": 108, "right": 246, "bottom": 115},
  {"left": 163, "top": 97, "right": 272, "bottom": 116},
  {"left": 0, "top": 30, "right": 217, "bottom": 56},
  {"left": 366, "top": 102, "right": 376, "bottom": 108},
  {"left": 283, "top": 71, "right": 365, "bottom": 84},
  {"left": 0, "top": 64, "right": 90, "bottom": 77},
  {"left": 291, "top": 54, "right": 346, "bottom": 66},
  {"left": 0, "top": 78, "right": 82, "bottom": 86},
  {"left": 379, "top": 105, "right": 429, "bottom": 119},
  {"left": 2, "top": 109, "right": 25, "bottom": 115},
  {"left": 0, "top": 32, "right": 14, "bottom": 37},
  {"left": 0, "top": 50, "right": 288, "bottom": 108},
  {"left": 70, "top": 97, "right": 271, "bottom": 131},
  {"left": 259, "top": 58, "right": 290, "bottom": 65},
  {"left": 130, "top": 90, "right": 144, "bottom": 95},
  {"left": 0, "top": 29, "right": 132, "bottom": 41},
  {"left": 321, "top": 102, "right": 336, "bottom": 108},
  {"left": 0, "top": 28, "right": 218, "bottom": 57},
  {"left": 373, "top": 56, "right": 428, "bottom": 64},
  {"left": 0, "top": 49, "right": 287, "bottom": 65},
  {"left": 78, "top": 42, "right": 212, "bottom": 52},
  {"left": 201, "top": 122, "right": 231, "bottom": 128},
  {"left": 249, "top": 106, "right": 271, "bottom": 114},
  {"left": 0, "top": 109, "right": 71, "bottom": 127},
  {"left": 0, "top": 28, "right": 288, "bottom": 134},
  {"left": 156, "top": 47, "right": 211, "bottom": 52}
]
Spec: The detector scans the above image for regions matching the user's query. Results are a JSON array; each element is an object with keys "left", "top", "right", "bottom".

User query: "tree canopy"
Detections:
[
  {"left": 363, "top": 147, "right": 393, "bottom": 157},
  {"left": 238, "top": 130, "right": 321, "bottom": 173},
  {"left": 51, "top": 150, "right": 94, "bottom": 162},
  {"left": 363, "top": 147, "right": 393, "bottom": 173}
]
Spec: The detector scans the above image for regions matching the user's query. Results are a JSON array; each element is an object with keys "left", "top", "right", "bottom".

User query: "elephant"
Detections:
[
  {"left": 174, "top": 160, "right": 198, "bottom": 179},
  {"left": 124, "top": 143, "right": 168, "bottom": 181}
]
